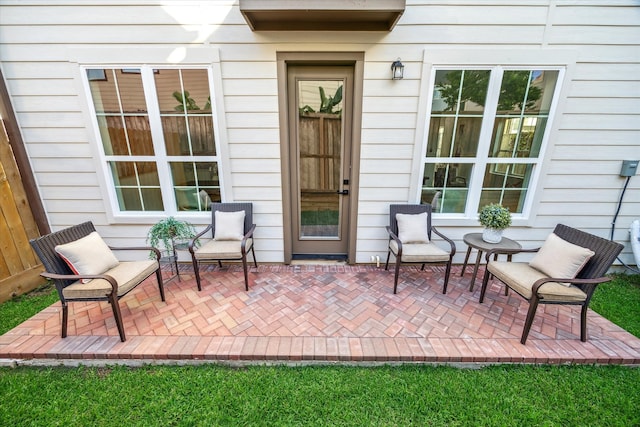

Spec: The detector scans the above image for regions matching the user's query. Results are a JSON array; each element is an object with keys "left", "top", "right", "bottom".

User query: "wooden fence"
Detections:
[{"left": 0, "top": 123, "right": 44, "bottom": 303}]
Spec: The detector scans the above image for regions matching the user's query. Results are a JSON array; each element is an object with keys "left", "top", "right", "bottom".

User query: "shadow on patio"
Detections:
[{"left": 1, "top": 264, "right": 639, "bottom": 366}]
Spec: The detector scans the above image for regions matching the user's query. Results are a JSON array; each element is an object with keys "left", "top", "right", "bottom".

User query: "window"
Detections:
[
  {"left": 86, "top": 67, "right": 221, "bottom": 214},
  {"left": 422, "top": 68, "right": 560, "bottom": 215}
]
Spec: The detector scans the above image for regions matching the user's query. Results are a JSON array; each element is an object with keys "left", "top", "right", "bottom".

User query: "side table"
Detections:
[
  {"left": 460, "top": 233, "right": 521, "bottom": 292},
  {"left": 159, "top": 241, "right": 190, "bottom": 282}
]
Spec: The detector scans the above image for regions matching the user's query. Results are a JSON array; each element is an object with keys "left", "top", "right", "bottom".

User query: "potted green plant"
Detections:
[
  {"left": 146, "top": 217, "right": 197, "bottom": 257},
  {"left": 478, "top": 203, "right": 512, "bottom": 243}
]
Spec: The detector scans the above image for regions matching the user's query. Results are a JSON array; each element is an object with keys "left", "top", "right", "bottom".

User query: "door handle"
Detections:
[{"left": 336, "top": 189, "right": 349, "bottom": 195}]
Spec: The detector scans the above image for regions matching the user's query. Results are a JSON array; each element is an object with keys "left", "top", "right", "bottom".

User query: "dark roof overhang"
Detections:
[{"left": 239, "top": 0, "right": 405, "bottom": 31}]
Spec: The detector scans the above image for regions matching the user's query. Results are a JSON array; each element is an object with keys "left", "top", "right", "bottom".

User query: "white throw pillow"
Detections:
[
  {"left": 214, "top": 210, "right": 246, "bottom": 241},
  {"left": 55, "top": 231, "right": 120, "bottom": 283},
  {"left": 529, "top": 232, "right": 595, "bottom": 285},
  {"left": 396, "top": 212, "right": 430, "bottom": 244}
]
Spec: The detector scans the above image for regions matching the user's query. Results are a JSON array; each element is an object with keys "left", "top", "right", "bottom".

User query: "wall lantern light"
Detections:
[{"left": 391, "top": 58, "right": 404, "bottom": 80}]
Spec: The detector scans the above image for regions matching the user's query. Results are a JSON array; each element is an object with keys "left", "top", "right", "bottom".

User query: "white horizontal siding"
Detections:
[
  {"left": 553, "top": 145, "right": 639, "bottom": 161},
  {"left": 553, "top": 3, "right": 640, "bottom": 26},
  {"left": 400, "top": 4, "right": 550, "bottom": 25},
  {"left": 564, "top": 98, "right": 640, "bottom": 115},
  {"left": 0, "top": 0, "right": 638, "bottom": 266}
]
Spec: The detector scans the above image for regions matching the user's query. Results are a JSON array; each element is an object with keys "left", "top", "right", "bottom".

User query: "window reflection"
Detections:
[
  {"left": 109, "top": 161, "right": 163, "bottom": 211},
  {"left": 428, "top": 70, "right": 490, "bottom": 158},
  {"left": 170, "top": 162, "right": 220, "bottom": 211},
  {"left": 422, "top": 163, "right": 472, "bottom": 213},
  {"left": 490, "top": 70, "right": 557, "bottom": 159},
  {"left": 479, "top": 163, "right": 533, "bottom": 213},
  {"left": 88, "top": 69, "right": 154, "bottom": 156},
  {"left": 87, "top": 67, "right": 220, "bottom": 213},
  {"left": 424, "top": 68, "right": 559, "bottom": 216},
  {"left": 155, "top": 69, "right": 216, "bottom": 157}
]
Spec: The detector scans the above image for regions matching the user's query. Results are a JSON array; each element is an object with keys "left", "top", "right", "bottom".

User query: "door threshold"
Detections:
[
  {"left": 290, "top": 259, "right": 347, "bottom": 266},
  {"left": 291, "top": 254, "right": 348, "bottom": 265}
]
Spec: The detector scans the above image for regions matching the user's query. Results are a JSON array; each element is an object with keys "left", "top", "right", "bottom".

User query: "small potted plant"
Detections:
[
  {"left": 146, "top": 217, "right": 197, "bottom": 257},
  {"left": 478, "top": 203, "right": 512, "bottom": 243}
]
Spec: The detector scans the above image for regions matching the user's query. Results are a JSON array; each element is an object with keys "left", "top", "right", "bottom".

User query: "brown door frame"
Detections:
[{"left": 277, "top": 52, "right": 364, "bottom": 264}]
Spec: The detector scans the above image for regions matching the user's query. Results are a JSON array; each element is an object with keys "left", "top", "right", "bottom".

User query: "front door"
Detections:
[{"left": 287, "top": 65, "right": 354, "bottom": 260}]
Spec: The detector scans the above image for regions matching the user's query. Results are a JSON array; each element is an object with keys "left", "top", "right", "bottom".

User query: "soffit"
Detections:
[{"left": 239, "top": 0, "right": 406, "bottom": 31}]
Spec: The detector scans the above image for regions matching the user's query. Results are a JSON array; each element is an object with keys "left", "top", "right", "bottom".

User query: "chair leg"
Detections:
[
  {"left": 442, "top": 261, "right": 452, "bottom": 294},
  {"left": 384, "top": 250, "right": 391, "bottom": 270},
  {"left": 242, "top": 255, "right": 249, "bottom": 291},
  {"left": 479, "top": 268, "right": 492, "bottom": 303},
  {"left": 155, "top": 268, "right": 166, "bottom": 302},
  {"left": 109, "top": 294, "right": 126, "bottom": 342},
  {"left": 521, "top": 296, "right": 540, "bottom": 345},
  {"left": 191, "top": 257, "right": 202, "bottom": 291},
  {"left": 580, "top": 304, "right": 589, "bottom": 342},
  {"left": 393, "top": 258, "right": 401, "bottom": 294},
  {"left": 251, "top": 245, "right": 258, "bottom": 268},
  {"left": 61, "top": 301, "right": 69, "bottom": 338}
]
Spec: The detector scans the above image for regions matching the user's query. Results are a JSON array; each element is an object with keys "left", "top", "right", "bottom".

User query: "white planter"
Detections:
[{"left": 482, "top": 228, "right": 503, "bottom": 244}]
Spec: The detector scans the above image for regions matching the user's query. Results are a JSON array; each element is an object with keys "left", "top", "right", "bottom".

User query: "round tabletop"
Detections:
[{"left": 463, "top": 233, "right": 521, "bottom": 251}]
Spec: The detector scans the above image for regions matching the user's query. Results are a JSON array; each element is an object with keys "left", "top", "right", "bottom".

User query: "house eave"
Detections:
[{"left": 239, "top": 0, "right": 406, "bottom": 32}]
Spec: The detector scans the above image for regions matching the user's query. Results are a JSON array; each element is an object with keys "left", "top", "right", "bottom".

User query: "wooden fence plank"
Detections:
[
  {"left": 0, "top": 265, "right": 46, "bottom": 303},
  {"left": 0, "top": 120, "right": 44, "bottom": 302}
]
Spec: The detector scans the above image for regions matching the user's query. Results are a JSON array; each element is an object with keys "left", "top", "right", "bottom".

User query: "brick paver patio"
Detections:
[{"left": 1, "top": 264, "right": 639, "bottom": 366}]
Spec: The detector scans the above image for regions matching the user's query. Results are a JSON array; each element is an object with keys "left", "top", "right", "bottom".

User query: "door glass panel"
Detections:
[{"left": 297, "top": 80, "right": 343, "bottom": 238}]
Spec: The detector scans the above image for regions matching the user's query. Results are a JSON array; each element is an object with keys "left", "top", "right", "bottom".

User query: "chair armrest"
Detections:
[
  {"left": 431, "top": 226, "right": 456, "bottom": 256},
  {"left": 110, "top": 246, "right": 162, "bottom": 261},
  {"left": 189, "top": 225, "right": 212, "bottom": 253},
  {"left": 244, "top": 224, "right": 256, "bottom": 239},
  {"left": 385, "top": 226, "right": 402, "bottom": 254},
  {"left": 385, "top": 226, "right": 400, "bottom": 242},
  {"left": 484, "top": 247, "right": 540, "bottom": 263},
  {"left": 41, "top": 272, "right": 118, "bottom": 293},
  {"left": 532, "top": 276, "right": 611, "bottom": 295},
  {"left": 240, "top": 224, "right": 256, "bottom": 252}
]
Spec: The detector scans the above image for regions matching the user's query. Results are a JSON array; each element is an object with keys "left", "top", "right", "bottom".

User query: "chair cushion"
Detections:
[
  {"left": 389, "top": 240, "right": 450, "bottom": 263},
  {"left": 396, "top": 212, "right": 429, "bottom": 243},
  {"left": 55, "top": 231, "right": 120, "bottom": 283},
  {"left": 61, "top": 260, "right": 158, "bottom": 299},
  {"left": 214, "top": 210, "right": 245, "bottom": 241},
  {"left": 195, "top": 238, "right": 253, "bottom": 260},
  {"left": 529, "top": 233, "right": 595, "bottom": 285},
  {"left": 488, "top": 261, "right": 588, "bottom": 302}
]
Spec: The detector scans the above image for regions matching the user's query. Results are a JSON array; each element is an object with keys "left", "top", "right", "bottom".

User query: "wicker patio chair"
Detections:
[
  {"left": 188, "top": 202, "right": 257, "bottom": 291},
  {"left": 385, "top": 204, "right": 456, "bottom": 294},
  {"left": 479, "top": 224, "right": 623, "bottom": 344},
  {"left": 29, "top": 221, "right": 166, "bottom": 342}
]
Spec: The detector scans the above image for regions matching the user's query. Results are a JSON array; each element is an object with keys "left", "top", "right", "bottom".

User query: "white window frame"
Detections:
[
  {"left": 412, "top": 49, "right": 576, "bottom": 227},
  {"left": 71, "top": 47, "right": 231, "bottom": 224}
]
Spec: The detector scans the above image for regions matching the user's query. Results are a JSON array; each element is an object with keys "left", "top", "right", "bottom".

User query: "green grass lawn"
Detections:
[
  {"left": 0, "top": 274, "right": 638, "bottom": 426},
  {"left": 0, "top": 364, "right": 638, "bottom": 426},
  {"left": 0, "top": 284, "right": 58, "bottom": 335},
  {"left": 590, "top": 273, "right": 640, "bottom": 338}
]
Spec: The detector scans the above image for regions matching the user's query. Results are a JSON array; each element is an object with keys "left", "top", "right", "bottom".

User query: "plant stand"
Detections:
[
  {"left": 160, "top": 250, "right": 180, "bottom": 282},
  {"left": 160, "top": 240, "right": 190, "bottom": 282}
]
